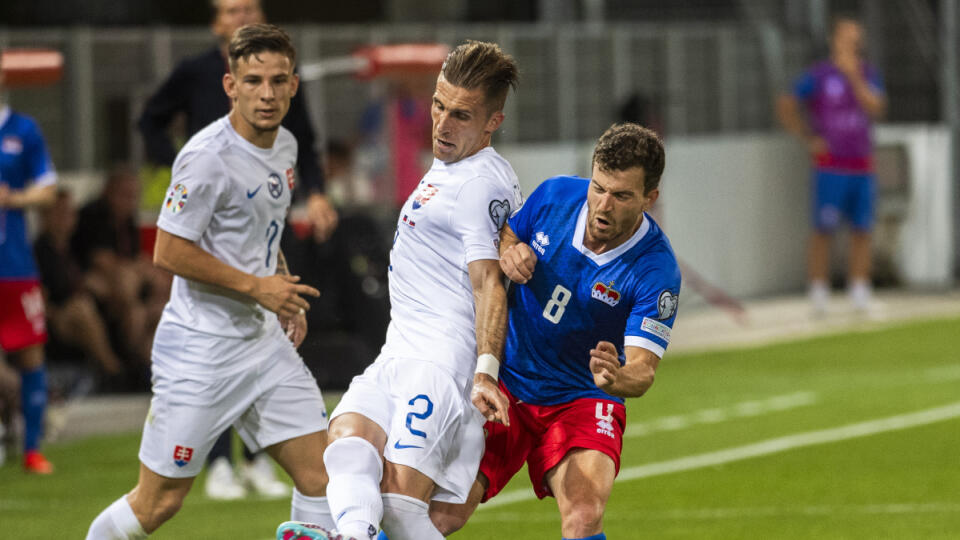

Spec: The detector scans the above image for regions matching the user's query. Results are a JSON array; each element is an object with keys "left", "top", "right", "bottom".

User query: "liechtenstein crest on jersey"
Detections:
[
  {"left": 267, "top": 173, "right": 284, "bottom": 199},
  {"left": 657, "top": 290, "right": 679, "bottom": 320},
  {"left": 173, "top": 445, "right": 194, "bottom": 467},
  {"left": 285, "top": 168, "right": 296, "bottom": 190},
  {"left": 591, "top": 281, "right": 621, "bottom": 307},
  {"left": 412, "top": 183, "right": 438, "bottom": 210}
]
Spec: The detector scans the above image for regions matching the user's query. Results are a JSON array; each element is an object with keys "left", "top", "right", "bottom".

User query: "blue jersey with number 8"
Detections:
[{"left": 502, "top": 176, "right": 681, "bottom": 406}]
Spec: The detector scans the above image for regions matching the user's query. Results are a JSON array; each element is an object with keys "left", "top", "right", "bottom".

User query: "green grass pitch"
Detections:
[{"left": 2, "top": 316, "right": 959, "bottom": 539}]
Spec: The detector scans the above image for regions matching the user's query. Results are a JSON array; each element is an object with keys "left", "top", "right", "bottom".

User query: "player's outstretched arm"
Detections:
[
  {"left": 590, "top": 342, "right": 660, "bottom": 398},
  {"left": 0, "top": 183, "right": 55, "bottom": 209},
  {"left": 498, "top": 224, "right": 537, "bottom": 284},
  {"left": 468, "top": 258, "right": 510, "bottom": 426},
  {"left": 153, "top": 229, "right": 319, "bottom": 319}
]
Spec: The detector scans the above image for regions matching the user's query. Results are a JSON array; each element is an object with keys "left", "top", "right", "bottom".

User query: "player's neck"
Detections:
[{"left": 229, "top": 109, "right": 278, "bottom": 149}]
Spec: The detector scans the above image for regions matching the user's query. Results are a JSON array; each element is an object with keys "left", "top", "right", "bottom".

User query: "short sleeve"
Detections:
[
  {"left": 453, "top": 177, "right": 514, "bottom": 264},
  {"left": 792, "top": 71, "right": 816, "bottom": 100},
  {"left": 624, "top": 266, "right": 681, "bottom": 358},
  {"left": 24, "top": 123, "right": 56, "bottom": 187},
  {"left": 157, "top": 151, "right": 227, "bottom": 241},
  {"left": 507, "top": 178, "right": 551, "bottom": 244}
]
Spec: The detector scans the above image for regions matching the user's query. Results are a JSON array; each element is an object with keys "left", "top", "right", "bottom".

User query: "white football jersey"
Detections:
[
  {"left": 383, "top": 146, "right": 523, "bottom": 385},
  {"left": 156, "top": 116, "right": 297, "bottom": 342}
]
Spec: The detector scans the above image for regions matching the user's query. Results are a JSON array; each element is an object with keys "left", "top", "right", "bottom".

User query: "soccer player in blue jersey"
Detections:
[
  {"left": 432, "top": 122, "right": 681, "bottom": 540},
  {"left": 0, "top": 54, "right": 58, "bottom": 474}
]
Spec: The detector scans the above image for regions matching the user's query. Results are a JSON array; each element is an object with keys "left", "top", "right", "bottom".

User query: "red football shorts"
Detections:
[
  {"left": 0, "top": 280, "right": 47, "bottom": 352},
  {"left": 479, "top": 380, "right": 626, "bottom": 501}
]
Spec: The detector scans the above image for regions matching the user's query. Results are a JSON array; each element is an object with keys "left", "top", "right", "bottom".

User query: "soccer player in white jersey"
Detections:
[
  {"left": 86, "top": 25, "right": 332, "bottom": 539},
  {"left": 277, "top": 41, "right": 522, "bottom": 540}
]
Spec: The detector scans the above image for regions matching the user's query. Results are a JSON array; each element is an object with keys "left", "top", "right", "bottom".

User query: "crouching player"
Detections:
[{"left": 432, "top": 122, "right": 682, "bottom": 540}]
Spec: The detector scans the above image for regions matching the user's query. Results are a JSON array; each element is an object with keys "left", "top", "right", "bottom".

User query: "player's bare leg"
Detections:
[
  {"left": 380, "top": 461, "right": 444, "bottom": 540},
  {"left": 848, "top": 230, "right": 872, "bottom": 310},
  {"left": 267, "top": 430, "right": 333, "bottom": 527},
  {"left": 545, "top": 448, "right": 616, "bottom": 539},
  {"left": 807, "top": 231, "right": 831, "bottom": 315},
  {"left": 429, "top": 474, "right": 486, "bottom": 535},
  {"left": 130, "top": 463, "right": 193, "bottom": 533}
]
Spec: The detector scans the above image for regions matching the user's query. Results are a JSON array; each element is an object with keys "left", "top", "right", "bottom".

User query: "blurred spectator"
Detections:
[
  {"left": 323, "top": 139, "right": 374, "bottom": 207},
  {"left": 71, "top": 166, "right": 169, "bottom": 367},
  {"left": 0, "top": 60, "right": 57, "bottom": 473},
  {"left": 777, "top": 14, "right": 886, "bottom": 314},
  {"left": 137, "top": 0, "right": 338, "bottom": 242},
  {"left": 358, "top": 74, "right": 434, "bottom": 209},
  {"left": 33, "top": 189, "right": 145, "bottom": 390}
]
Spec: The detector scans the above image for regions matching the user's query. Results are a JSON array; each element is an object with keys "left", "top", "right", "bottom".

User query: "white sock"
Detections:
[
  {"left": 809, "top": 280, "right": 829, "bottom": 313},
  {"left": 381, "top": 493, "right": 443, "bottom": 540},
  {"left": 290, "top": 488, "right": 336, "bottom": 530},
  {"left": 849, "top": 278, "right": 871, "bottom": 308},
  {"left": 323, "top": 437, "right": 383, "bottom": 539},
  {"left": 86, "top": 495, "right": 148, "bottom": 540}
]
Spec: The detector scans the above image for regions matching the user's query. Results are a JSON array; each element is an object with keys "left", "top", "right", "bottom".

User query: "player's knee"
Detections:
[
  {"left": 136, "top": 490, "right": 186, "bottom": 530},
  {"left": 560, "top": 499, "right": 605, "bottom": 535},
  {"left": 429, "top": 505, "right": 471, "bottom": 535},
  {"left": 290, "top": 465, "right": 328, "bottom": 497}
]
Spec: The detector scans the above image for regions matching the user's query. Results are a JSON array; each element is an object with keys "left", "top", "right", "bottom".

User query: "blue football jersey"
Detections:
[
  {"left": 501, "top": 176, "right": 681, "bottom": 406},
  {"left": 0, "top": 107, "right": 57, "bottom": 280}
]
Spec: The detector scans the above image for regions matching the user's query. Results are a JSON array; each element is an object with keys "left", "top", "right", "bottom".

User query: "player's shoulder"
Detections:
[
  {"left": 454, "top": 146, "right": 517, "bottom": 184},
  {"left": 2, "top": 109, "right": 42, "bottom": 137},
  {"left": 534, "top": 175, "right": 589, "bottom": 198},
  {"left": 275, "top": 125, "right": 298, "bottom": 153},
  {"left": 173, "top": 120, "right": 232, "bottom": 174},
  {"left": 632, "top": 216, "right": 681, "bottom": 281}
]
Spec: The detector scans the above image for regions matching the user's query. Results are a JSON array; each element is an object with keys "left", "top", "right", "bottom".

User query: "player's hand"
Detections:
[
  {"left": 307, "top": 193, "right": 339, "bottom": 243},
  {"left": 280, "top": 308, "right": 308, "bottom": 348},
  {"left": 471, "top": 373, "right": 510, "bottom": 426},
  {"left": 590, "top": 341, "right": 621, "bottom": 392},
  {"left": 807, "top": 136, "right": 828, "bottom": 157},
  {"left": 500, "top": 242, "right": 537, "bottom": 284},
  {"left": 0, "top": 184, "right": 12, "bottom": 208},
  {"left": 253, "top": 274, "right": 320, "bottom": 319}
]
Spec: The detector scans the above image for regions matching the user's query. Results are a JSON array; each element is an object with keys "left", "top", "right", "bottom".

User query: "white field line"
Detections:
[
  {"left": 470, "top": 502, "right": 960, "bottom": 522},
  {"left": 624, "top": 391, "right": 817, "bottom": 438},
  {"left": 480, "top": 400, "right": 960, "bottom": 510}
]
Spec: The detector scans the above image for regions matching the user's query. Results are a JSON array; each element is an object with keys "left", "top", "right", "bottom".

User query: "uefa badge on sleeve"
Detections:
[{"left": 165, "top": 184, "right": 188, "bottom": 214}]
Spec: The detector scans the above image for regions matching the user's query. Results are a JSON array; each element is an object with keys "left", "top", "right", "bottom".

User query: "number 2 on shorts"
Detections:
[
  {"left": 543, "top": 284, "right": 572, "bottom": 324},
  {"left": 405, "top": 394, "right": 434, "bottom": 438}
]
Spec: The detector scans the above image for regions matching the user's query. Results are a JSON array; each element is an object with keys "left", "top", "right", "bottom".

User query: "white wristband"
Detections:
[{"left": 475, "top": 353, "right": 500, "bottom": 381}]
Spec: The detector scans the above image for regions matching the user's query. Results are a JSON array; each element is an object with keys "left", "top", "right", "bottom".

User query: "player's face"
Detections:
[
  {"left": 431, "top": 75, "right": 504, "bottom": 164},
  {"left": 585, "top": 163, "right": 659, "bottom": 250},
  {"left": 224, "top": 52, "right": 298, "bottom": 142},
  {"left": 212, "top": 0, "right": 264, "bottom": 43},
  {"left": 831, "top": 20, "right": 864, "bottom": 58}
]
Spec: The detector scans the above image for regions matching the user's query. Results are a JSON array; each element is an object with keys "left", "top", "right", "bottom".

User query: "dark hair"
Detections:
[
  {"left": 440, "top": 40, "right": 519, "bottom": 113},
  {"left": 228, "top": 24, "right": 296, "bottom": 72},
  {"left": 592, "top": 123, "right": 665, "bottom": 194}
]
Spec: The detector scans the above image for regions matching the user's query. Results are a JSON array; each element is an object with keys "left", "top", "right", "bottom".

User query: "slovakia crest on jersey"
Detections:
[
  {"left": 412, "top": 183, "right": 438, "bottom": 210},
  {"left": 591, "top": 281, "right": 621, "bottom": 307},
  {"left": 285, "top": 168, "right": 296, "bottom": 190},
  {"left": 173, "top": 445, "right": 194, "bottom": 467},
  {"left": 267, "top": 173, "right": 284, "bottom": 199}
]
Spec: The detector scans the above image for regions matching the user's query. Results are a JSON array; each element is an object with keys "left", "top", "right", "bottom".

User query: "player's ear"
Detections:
[
  {"left": 223, "top": 72, "right": 237, "bottom": 100},
  {"left": 485, "top": 110, "right": 505, "bottom": 135},
  {"left": 289, "top": 72, "right": 299, "bottom": 98},
  {"left": 643, "top": 188, "right": 660, "bottom": 210}
]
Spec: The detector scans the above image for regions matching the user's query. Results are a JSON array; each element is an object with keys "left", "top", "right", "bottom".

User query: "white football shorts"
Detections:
[
  {"left": 331, "top": 355, "right": 485, "bottom": 504},
  {"left": 139, "top": 324, "right": 328, "bottom": 478}
]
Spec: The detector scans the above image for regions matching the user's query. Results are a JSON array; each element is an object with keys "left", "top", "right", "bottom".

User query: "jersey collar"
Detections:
[
  {"left": 0, "top": 106, "right": 10, "bottom": 130},
  {"left": 571, "top": 200, "right": 650, "bottom": 266}
]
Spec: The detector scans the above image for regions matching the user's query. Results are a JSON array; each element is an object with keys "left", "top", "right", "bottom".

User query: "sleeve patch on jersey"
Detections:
[
  {"left": 641, "top": 317, "right": 671, "bottom": 343},
  {"left": 164, "top": 183, "right": 188, "bottom": 214},
  {"left": 657, "top": 290, "right": 679, "bottom": 320},
  {"left": 2, "top": 135, "right": 23, "bottom": 154},
  {"left": 489, "top": 199, "right": 511, "bottom": 230}
]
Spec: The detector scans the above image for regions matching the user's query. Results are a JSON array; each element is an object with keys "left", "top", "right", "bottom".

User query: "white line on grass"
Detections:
[
  {"left": 624, "top": 391, "right": 817, "bottom": 438},
  {"left": 480, "top": 400, "right": 960, "bottom": 510},
  {"left": 470, "top": 502, "right": 960, "bottom": 522}
]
